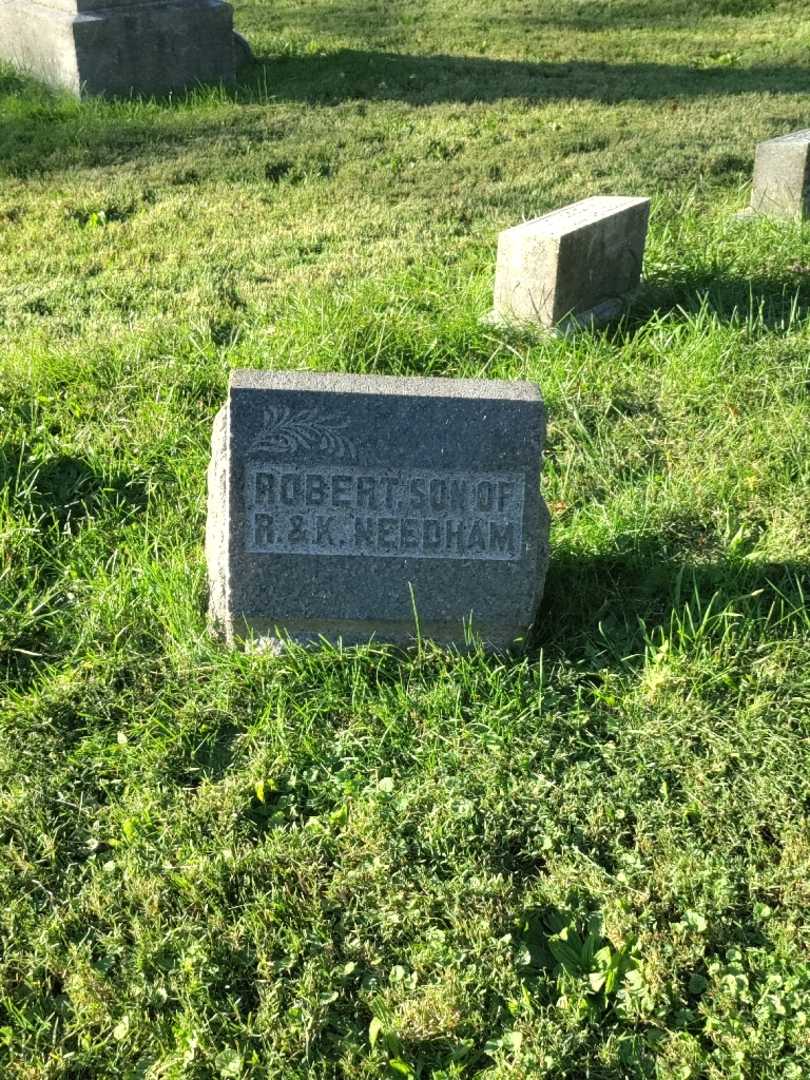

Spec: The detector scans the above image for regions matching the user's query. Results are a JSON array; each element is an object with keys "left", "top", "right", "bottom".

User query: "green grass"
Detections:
[{"left": 1, "top": 0, "right": 810, "bottom": 1076}]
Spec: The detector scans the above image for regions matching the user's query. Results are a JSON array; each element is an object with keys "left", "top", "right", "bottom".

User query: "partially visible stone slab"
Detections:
[
  {"left": 207, "top": 371, "right": 550, "bottom": 651},
  {"left": 745, "top": 130, "right": 810, "bottom": 222},
  {"left": 486, "top": 195, "right": 651, "bottom": 333},
  {"left": 0, "top": 0, "right": 239, "bottom": 98}
]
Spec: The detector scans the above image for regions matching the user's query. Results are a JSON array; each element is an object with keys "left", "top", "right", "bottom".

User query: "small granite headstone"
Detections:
[
  {"left": 207, "top": 371, "right": 549, "bottom": 650},
  {"left": 0, "top": 0, "right": 241, "bottom": 98},
  {"left": 487, "top": 195, "right": 650, "bottom": 333},
  {"left": 747, "top": 130, "right": 810, "bottom": 222}
]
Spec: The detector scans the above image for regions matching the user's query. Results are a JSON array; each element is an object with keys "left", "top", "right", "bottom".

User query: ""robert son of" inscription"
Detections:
[{"left": 245, "top": 463, "right": 525, "bottom": 561}]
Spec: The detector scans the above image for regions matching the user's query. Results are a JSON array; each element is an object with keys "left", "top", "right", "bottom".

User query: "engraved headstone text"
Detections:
[{"left": 245, "top": 463, "right": 525, "bottom": 560}]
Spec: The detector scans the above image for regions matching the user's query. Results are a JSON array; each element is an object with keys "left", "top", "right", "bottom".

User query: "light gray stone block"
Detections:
[
  {"left": 487, "top": 195, "right": 650, "bottom": 333},
  {"left": 748, "top": 130, "right": 810, "bottom": 222},
  {"left": 0, "top": 0, "right": 237, "bottom": 97},
  {"left": 207, "top": 371, "right": 550, "bottom": 651}
]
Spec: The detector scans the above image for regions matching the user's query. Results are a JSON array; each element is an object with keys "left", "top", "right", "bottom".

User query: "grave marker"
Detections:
[
  {"left": 0, "top": 0, "right": 240, "bottom": 97},
  {"left": 487, "top": 195, "right": 650, "bottom": 333},
  {"left": 207, "top": 371, "right": 549, "bottom": 650},
  {"left": 746, "top": 130, "right": 810, "bottom": 222}
]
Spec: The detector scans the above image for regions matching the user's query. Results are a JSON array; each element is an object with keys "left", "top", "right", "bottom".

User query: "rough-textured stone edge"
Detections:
[
  {"left": 733, "top": 206, "right": 808, "bottom": 224},
  {"left": 205, "top": 404, "right": 231, "bottom": 642},
  {"left": 243, "top": 617, "right": 541, "bottom": 655}
]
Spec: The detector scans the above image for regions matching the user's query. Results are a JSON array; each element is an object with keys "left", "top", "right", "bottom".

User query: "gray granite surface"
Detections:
[
  {"left": 0, "top": 0, "right": 238, "bottom": 97},
  {"left": 207, "top": 370, "right": 550, "bottom": 650},
  {"left": 749, "top": 130, "right": 810, "bottom": 222},
  {"left": 488, "top": 195, "right": 650, "bottom": 331}
]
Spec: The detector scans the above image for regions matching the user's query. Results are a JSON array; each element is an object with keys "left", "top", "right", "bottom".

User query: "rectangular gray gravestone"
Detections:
[
  {"left": 0, "top": 0, "right": 237, "bottom": 97},
  {"left": 207, "top": 371, "right": 550, "bottom": 650},
  {"left": 487, "top": 195, "right": 650, "bottom": 333},
  {"left": 747, "top": 130, "right": 810, "bottom": 222}
]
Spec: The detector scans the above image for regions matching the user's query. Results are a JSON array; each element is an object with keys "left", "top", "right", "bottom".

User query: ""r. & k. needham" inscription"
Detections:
[{"left": 245, "top": 463, "right": 525, "bottom": 561}]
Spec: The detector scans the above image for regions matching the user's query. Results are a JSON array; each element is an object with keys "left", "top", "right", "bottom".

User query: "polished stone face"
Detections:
[
  {"left": 750, "top": 130, "right": 810, "bottom": 222},
  {"left": 490, "top": 195, "right": 650, "bottom": 331},
  {"left": 207, "top": 371, "right": 550, "bottom": 650}
]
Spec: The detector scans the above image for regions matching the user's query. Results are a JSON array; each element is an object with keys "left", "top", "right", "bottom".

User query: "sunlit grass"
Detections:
[{"left": 1, "top": 0, "right": 809, "bottom": 1075}]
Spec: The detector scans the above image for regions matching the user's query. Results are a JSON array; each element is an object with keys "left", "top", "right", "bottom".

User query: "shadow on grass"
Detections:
[
  {"left": 1, "top": 445, "right": 149, "bottom": 525},
  {"left": 0, "top": 69, "right": 207, "bottom": 179},
  {"left": 623, "top": 267, "right": 810, "bottom": 332},
  {"left": 0, "top": 446, "right": 150, "bottom": 683},
  {"left": 495, "top": 268, "right": 810, "bottom": 353},
  {"left": 2, "top": 52, "right": 809, "bottom": 176},
  {"left": 535, "top": 537, "right": 808, "bottom": 660},
  {"left": 234, "top": 50, "right": 810, "bottom": 108}
]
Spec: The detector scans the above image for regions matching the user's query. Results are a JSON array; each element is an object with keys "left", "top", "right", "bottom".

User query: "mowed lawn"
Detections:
[{"left": 1, "top": 1, "right": 810, "bottom": 1076}]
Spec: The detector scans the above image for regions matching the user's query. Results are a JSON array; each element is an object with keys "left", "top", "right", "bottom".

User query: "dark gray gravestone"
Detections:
[
  {"left": 207, "top": 371, "right": 549, "bottom": 650},
  {"left": 486, "top": 196, "right": 650, "bottom": 334},
  {"left": 0, "top": 0, "right": 240, "bottom": 98},
  {"left": 747, "top": 130, "right": 810, "bottom": 222}
]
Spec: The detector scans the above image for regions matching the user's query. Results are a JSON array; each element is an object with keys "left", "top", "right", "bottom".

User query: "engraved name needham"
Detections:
[{"left": 245, "top": 463, "right": 526, "bottom": 561}]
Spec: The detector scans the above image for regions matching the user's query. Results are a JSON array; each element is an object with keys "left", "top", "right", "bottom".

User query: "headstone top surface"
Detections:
[
  {"left": 230, "top": 370, "right": 541, "bottom": 402},
  {"left": 501, "top": 195, "right": 650, "bottom": 241},
  {"left": 760, "top": 129, "right": 810, "bottom": 146}
]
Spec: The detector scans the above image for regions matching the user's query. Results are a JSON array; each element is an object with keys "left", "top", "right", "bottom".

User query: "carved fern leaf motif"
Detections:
[{"left": 249, "top": 405, "right": 358, "bottom": 461}]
